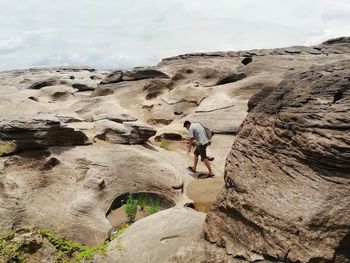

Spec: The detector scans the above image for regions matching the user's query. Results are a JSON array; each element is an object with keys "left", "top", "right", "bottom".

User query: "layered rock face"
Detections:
[
  {"left": 204, "top": 61, "right": 350, "bottom": 262},
  {"left": 0, "top": 114, "right": 89, "bottom": 153}
]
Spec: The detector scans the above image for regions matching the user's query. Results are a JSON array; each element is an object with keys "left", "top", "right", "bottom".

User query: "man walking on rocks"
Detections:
[{"left": 184, "top": 121, "right": 215, "bottom": 177}]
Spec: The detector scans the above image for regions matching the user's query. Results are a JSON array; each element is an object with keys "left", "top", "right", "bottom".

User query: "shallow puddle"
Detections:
[{"left": 186, "top": 176, "right": 224, "bottom": 213}]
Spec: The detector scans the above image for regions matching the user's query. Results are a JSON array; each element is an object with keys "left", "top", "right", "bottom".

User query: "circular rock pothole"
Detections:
[{"left": 106, "top": 192, "right": 175, "bottom": 227}]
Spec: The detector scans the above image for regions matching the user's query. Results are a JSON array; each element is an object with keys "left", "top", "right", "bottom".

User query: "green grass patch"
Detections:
[
  {"left": 0, "top": 226, "right": 128, "bottom": 263},
  {"left": 124, "top": 194, "right": 138, "bottom": 223},
  {"left": 136, "top": 193, "right": 149, "bottom": 211},
  {"left": 0, "top": 232, "right": 26, "bottom": 263},
  {"left": 0, "top": 141, "right": 16, "bottom": 156},
  {"left": 146, "top": 197, "right": 160, "bottom": 215},
  {"left": 159, "top": 139, "right": 170, "bottom": 150}
]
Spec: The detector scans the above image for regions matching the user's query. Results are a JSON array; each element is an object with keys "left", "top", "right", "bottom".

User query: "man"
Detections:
[{"left": 183, "top": 120, "right": 214, "bottom": 177}]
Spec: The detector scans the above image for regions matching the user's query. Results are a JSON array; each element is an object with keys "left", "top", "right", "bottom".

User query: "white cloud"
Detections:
[
  {"left": 322, "top": 0, "right": 350, "bottom": 21},
  {"left": 0, "top": 0, "right": 349, "bottom": 70},
  {"left": 0, "top": 37, "right": 23, "bottom": 54}
]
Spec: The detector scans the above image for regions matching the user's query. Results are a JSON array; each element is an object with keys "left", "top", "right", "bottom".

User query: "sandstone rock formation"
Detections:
[
  {"left": 0, "top": 143, "right": 186, "bottom": 245},
  {"left": 94, "top": 120, "right": 156, "bottom": 144},
  {"left": 0, "top": 114, "right": 89, "bottom": 154},
  {"left": 106, "top": 207, "right": 206, "bottom": 263},
  {"left": 0, "top": 38, "right": 349, "bottom": 263},
  {"left": 203, "top": 61, "right": 350, "bottom": 262}
]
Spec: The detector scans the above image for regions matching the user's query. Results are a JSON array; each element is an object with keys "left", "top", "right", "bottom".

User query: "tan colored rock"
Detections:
[
  {"left": 0, "top": 143, "right": 186, "bottom": 245},
  {"left": 100, "top": 70, "right": 123, "bottom": 85},
  {"left": 106, "top": 207, "right": 206, "bottom": 263},
  {"left": 166, "top": 240, "right": 241, "bottom": 263},
  {"left": 0, "top": 39, "right": 350, "bottom": 263},
  {"left": 94, "top": 120, "right": 156, "bottom": 144},
  {"left": 204, "top": 61, "right": 350, "bottom": 262},
  {"left": 0, "top": 114, "right": 89, "bottom": 153}
]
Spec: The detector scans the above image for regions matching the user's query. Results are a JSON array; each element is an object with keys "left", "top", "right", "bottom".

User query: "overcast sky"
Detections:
[{"left": 0, "top": 0, "right": 349, "bottom": 70}]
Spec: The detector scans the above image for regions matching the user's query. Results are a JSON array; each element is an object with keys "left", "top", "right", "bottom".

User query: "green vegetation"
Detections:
[
  {"left": 0, "top": 232, "right": 25, "bottom": 263},
  {"left": 124, "top": 194, "right": 138, "bottom": 223},
  {"left": 160, "top": 139, "right": 170, "bottom": 150},
  {"left": 146, "top": 197, "right": 160, "bottom": 215},
  {"left": 123, "top": 193, "right": 162, "bottom": 222},
  {"left": 0, "top": 226, "right": 128, "bottom": 263},
  {"left": 0, "top": 141, "right": 16, "bottom": 156},
  {"left": 136, "top": 193, "right": 149, "bottom": 211}
]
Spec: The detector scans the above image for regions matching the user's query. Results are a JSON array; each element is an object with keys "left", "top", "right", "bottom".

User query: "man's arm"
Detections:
[{"left": 187, "top": 138, "right": 194, "bottom": 154}]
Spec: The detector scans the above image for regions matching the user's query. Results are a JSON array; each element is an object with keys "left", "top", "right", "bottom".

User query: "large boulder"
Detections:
[
  {"left": 0, "top": 143, "right": 185, "bottom": 245},
  {"left": 0, "top": 114, "right": 89, "bottom": 153},
  {"left": 38, "top": 85, "right": 77, "bottom": 101},
  {"left": 94, "top": 120, "right": 156, "bottom": 144},
  {"left": 106, "top": 207, "right": 206, "bottom": 263},
  {"left": 204, "top": 62, "right": 350, "bottom": 262},
  {"left": 191, "top": 93, "right": 248, "bottom": 134},
  {"left": 124, "top": 121, "right": 157, "bottom": 144},
  {"left": 100, "top": 70, "right": 123, "bottom": 85}
]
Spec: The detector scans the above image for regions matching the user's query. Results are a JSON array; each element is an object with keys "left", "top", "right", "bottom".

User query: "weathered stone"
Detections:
[
  {"left": 122, "top": 68, "right": 170, "bottom": 81},
  {"left": 204, "top": 61, "right": 350, "bottom": 262},
  {"left": 72, "top": 83, "right": 95, "bottom": 91},
  {"left": 94, "top": 119, "right": 130, "bottom": 144},
  {"left": 92, "top": 113, "right": 137, "bottom": 123},
  {"left": 0, "top": 39, "right": 350, "bottom": 262},
  {"left": 106, "top": 207, "right": 206, "bottom": 263},
  {"left": 28, "top": 78, "right": 70, "bottom": 89},
  {"left": 215, "top": 73, "right": 247, "bottom": 85},
  {"left": 0, "top": 143, "right": 185, "bottom": 245},
  {"left": 322, "top": 36, "right": 350, "bottom": 45},
  {"left": 143, "top": 79, "right": 172, "bottom": 100},
  {"left": 124, "top": 121, "right": 157, "bottom": 144},
  {"left": 100, "top": 70, "right": 123, "bottom": 84},
  {"left": 94, "top": 120, "right": 156, "bottom": 144},
  {"left": 90, "top": 86, "right": 115, "bottom": 97},
  {"left": 0, "top": 114, "right": 89, "bottom": 153},
  {"left": 247, "top": 86, "right": 275, "bottom": 112},
  {"left": 39, "top": 85, "right": 77, "bottom": 101},
  {"left": 54, "top": 111, "right": 84, "bottom": 123}
]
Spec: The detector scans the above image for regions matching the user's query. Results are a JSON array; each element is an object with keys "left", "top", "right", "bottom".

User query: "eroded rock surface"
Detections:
[
  {"left": 94, "top": 120, "right": 156, "bottom": 144},
  {"left": 204, "top": 61, "right": 350, "bottom": 262},
  {"left": 0, "top": 114, "right": 89, "bottom": 153},
  {"left": 0, "top": 38, "right": 349, "bottom": 263},
  {"left": 106, "top": 207, "right": 206, "bottom": 263}
]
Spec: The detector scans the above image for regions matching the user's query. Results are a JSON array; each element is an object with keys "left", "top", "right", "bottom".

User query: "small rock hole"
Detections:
[
  {"left": 241, "top": 57, "right": 253, "bottom": 65},
  {"left": 333, "top": 90, "right": 343, "bottom": 103}
]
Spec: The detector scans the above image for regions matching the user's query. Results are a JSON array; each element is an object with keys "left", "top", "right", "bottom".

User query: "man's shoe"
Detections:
[
  {"left": 208, "top": 157, "right": 214, "bottom": 161},
  {"left": 187, "top": 166, "right": 196, "bottom": 173}
]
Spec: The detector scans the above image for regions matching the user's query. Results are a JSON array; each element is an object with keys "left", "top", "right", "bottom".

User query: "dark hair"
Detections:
[{"left": 183, "top": 121, "right": 191, "bottom": 127}]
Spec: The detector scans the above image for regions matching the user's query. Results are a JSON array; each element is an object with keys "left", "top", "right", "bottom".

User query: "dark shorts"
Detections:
[{"left": 194, "top": 143, "right": 208, "bottom": 161}]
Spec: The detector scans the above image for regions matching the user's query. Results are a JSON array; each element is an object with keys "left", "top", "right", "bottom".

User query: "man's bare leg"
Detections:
[
  {"left": 193, "top": 154, "right": 199, "bottom": 172},
  {"left": 203, "top": 158, "right": 213, "bottom": 174}
]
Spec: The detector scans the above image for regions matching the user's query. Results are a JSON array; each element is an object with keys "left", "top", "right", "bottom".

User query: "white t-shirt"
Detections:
[{"left": 188, "top": 123, "right": 209, "bottom": 145}]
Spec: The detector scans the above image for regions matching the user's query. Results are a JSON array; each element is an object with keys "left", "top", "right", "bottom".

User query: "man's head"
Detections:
[{"left": 183, "top": 120, "right": 191, "bottom": 130}]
